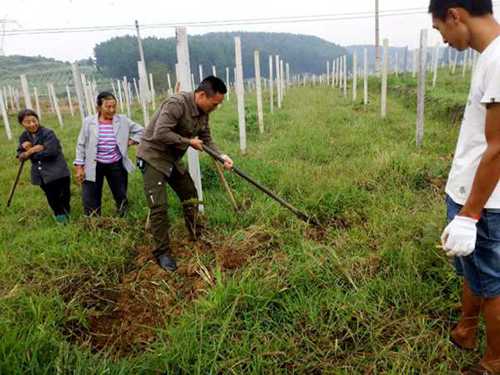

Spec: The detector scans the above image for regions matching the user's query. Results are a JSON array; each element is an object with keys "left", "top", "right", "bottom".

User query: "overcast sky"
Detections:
[{"left": 3, "top": 0, "right": 497, "bottom": 61}]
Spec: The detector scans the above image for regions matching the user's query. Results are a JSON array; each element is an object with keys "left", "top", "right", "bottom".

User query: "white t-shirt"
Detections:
[{"left": 446, "top": 36, "right": 500, "bottom": 208}]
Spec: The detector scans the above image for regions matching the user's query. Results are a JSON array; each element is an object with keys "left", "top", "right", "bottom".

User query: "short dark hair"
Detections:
[
  {"left": 96, "top": 91, "right": 117, "bottom": 106},
  {"left": 195, "top": 76, "right": 227, "bottom": 96},
  {"left": 428, "top": 0, "right": 493, "bottom": 20},
  {"left": 17, "top": 109, "right": 39, "bottom": 124}
]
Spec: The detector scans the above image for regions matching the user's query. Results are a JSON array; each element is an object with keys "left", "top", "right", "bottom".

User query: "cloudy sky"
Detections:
[{"left": 3, "top": 0, "right": 498, "bottom": 61}]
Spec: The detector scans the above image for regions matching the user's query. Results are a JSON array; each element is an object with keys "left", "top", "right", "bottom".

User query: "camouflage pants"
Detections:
[{"left": 141, "top": 161, "right": 200, "bottom": 256}]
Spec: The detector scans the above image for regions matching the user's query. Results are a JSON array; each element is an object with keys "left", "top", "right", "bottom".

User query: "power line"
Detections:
[
  {"left": 6, "top": 4, "right": 498, "bottom": 37},
  {"left": 0, "top": 11, "right": 429, "bottom": 36},
  {"left": 143, "top": 10, "right": 430, "bottom": 29},
  {"left": 4, "top": 2, "right": 500, "bottom": 38}
]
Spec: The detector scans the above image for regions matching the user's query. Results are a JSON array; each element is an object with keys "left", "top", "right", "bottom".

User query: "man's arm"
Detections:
[
  {"left": 460, "top": 103, "right": 500, "bottom": 218},
  {"left": 198, "top": 122, "right": 233, "bottom": 169},
  {"left": 153, "top": 101, "right": 191, "bottom": 145},
  {"left": 197, "top": 122, "right": 220, "bottom": 154}
]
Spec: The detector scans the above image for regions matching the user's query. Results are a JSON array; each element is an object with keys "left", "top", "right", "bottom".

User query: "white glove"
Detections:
[{"left": 440, "top": 216, "right": 478, "bottom": 257}]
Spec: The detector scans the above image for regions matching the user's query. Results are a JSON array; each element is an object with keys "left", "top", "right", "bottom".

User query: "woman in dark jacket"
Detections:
[{"left": 17, "top": 109, "right": 71, "bottom": 223}]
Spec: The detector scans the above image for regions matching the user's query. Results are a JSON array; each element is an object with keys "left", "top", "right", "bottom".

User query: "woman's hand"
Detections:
[
  {"left": 29, "top": 145, "right": 44, "bottom": 154},
  {"left": 18, "top": 145, "right": 44, "bottom": 161},
  {"left": 18, "top": 152, "right": 30, "bottom": 161},
  {"left": 21, "top": 141, "right": 33, "bottom": 150},
  {"left": 75, "top": 165, "right": 85, "bottom": 185}
]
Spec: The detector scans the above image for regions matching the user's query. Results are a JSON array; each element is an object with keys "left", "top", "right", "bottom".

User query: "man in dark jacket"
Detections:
[{"left": 137, "top": 76, "right": 233, "bottom": 272}]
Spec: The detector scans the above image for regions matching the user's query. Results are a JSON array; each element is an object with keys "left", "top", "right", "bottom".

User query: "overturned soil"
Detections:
[
  {"left": 57, "top": 227, "right": 277, "bottom": 358},
  {"left": 304, "top": 217, "right": 352, "bottom": 243}
]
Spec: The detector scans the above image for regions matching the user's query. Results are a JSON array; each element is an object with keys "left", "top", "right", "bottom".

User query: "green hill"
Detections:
[
  {"left": 0, "top": 55, "right": 105, "bottom": 96},
  {"left": 94, "top": 32, "right": 348, "bottom": 82}
]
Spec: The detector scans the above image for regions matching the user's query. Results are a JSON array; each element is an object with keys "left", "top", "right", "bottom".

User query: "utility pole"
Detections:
[
  {"left": 375, "top": 0, "right": 381, "bottom": 74},
  {"left": 135, "top": 20, "right": 150, "bottom": 93}
]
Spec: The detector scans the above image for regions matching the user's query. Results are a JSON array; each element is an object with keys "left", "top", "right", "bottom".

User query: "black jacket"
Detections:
[{"left": 17, "top": 127, "right": 70, "bottom": 185}]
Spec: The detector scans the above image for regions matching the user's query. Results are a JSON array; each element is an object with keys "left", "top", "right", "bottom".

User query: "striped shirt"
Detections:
[{"left": 96, "top": 119, "right": 122, "bottom": 164}]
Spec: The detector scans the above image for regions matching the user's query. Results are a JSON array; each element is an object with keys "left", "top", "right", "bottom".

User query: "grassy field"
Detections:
[{"left": 0, "top": 70, "right": 481, "bottom": 374}]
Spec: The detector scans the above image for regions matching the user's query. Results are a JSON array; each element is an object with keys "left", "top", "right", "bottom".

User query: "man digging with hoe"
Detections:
[{"left": 137, "top": 76, "right": 233, "bottom": 273}]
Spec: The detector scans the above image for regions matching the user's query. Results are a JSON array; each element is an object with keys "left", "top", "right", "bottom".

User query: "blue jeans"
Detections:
[{"left": 446, "top": 195, "right": 500, "bottom": 298}]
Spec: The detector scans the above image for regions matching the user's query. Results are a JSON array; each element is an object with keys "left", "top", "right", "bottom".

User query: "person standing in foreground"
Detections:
[
  {"left": 16, "top": 109, "right": 71, "bottom": 223},
  {"left": 75, "top": 92, "right": 144, "bottom": 217},
  {"left": 137, "top": 76, "right": 233, "bottom": 272},
  {"left": 431, "top": 1, "right": 500, "bottom": 373}
]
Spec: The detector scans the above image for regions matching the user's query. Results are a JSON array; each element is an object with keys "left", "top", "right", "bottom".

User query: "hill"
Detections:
[
  {"left": 94, "top": 32, "right": 349, "bottom": 81},
  {"left": 0, "top": 55, "right": 105, "bottom": 95}
]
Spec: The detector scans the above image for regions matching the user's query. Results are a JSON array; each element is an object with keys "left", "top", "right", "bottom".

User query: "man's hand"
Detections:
[
  {"left": 190, "top": 138, "right": 204, "bottom": 151},
  {"left": 75, "top": 165, "right": 85, "bottom": 185},
  {"left": 21, "top": 141, "right": 33, "bottom": 150},
  {"left": 440, "top": 216, "right": 478, "bottom": 257},
  {"left": 221, "top": 154, "right": 234, "bottom": 170},
  {"left": 128, "top": 139, "right": 138, "bottom": 146}
]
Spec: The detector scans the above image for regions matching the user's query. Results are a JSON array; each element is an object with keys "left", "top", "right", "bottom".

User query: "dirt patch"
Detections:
[
  {"left": 305, "top": 217, "right": 351, "bottom": 243},
  {"left": 216, "top": 230, "right": 275, "bottom": 270},
  {"left": 57, "top": 226, "right": 277, "bottom": 358}
]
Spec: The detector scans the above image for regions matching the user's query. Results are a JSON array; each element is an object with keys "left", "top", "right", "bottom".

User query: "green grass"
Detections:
[{"left": 0, "top": 71, "right": 482, "bottom": 374}]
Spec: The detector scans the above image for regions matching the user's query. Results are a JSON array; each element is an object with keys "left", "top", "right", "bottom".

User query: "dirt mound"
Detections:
[
  {"left": 304, "top": 217, "right": 351, "bottom": 243},
  {"left": 58, "top": 226, "right": 277, "bottom": 358}
]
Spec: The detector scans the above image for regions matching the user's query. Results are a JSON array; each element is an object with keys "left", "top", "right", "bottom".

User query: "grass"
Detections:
[{"left": 0, "top": 69, "right": 482, "bottom": 373}]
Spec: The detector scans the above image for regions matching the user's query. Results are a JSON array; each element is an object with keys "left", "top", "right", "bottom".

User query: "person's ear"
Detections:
[{"left": 447, "top": 8, "right": 461, "bottom": 25}]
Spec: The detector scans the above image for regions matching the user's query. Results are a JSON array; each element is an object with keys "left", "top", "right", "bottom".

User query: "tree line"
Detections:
[{"left": 94, "top": 31, "right": 348, "bottom": 90}]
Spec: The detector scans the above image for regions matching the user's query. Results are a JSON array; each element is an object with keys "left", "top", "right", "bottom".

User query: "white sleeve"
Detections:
[
  {"left": 74, "top": 118, "right": 88, "bottom": 165},
  {"left": 481, "top": 59, "right": 500, "bottom": 105}
]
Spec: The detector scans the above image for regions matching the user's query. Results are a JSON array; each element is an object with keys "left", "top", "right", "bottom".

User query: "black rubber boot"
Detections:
[{"left": 153, "top": 250, "right": 177, "bottom": 272}]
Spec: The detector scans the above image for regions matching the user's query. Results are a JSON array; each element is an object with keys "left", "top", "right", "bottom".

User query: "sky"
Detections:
[{"left": 1, "top": 0, "right": 493, "bottom": 61}]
